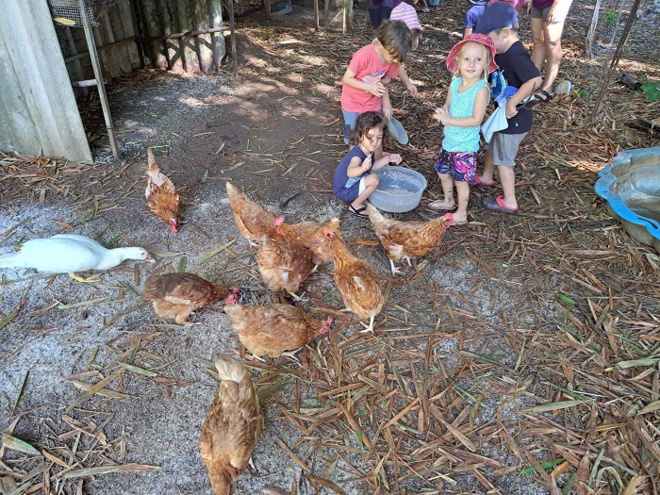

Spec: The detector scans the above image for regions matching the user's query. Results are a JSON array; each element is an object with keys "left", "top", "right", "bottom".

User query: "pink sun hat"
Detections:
[{"left": 446, "top": 33, "right": 498, "bottom": 75}]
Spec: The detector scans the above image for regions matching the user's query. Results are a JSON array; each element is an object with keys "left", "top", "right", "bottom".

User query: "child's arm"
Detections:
[
  {"left": 505, "top": 76, "right": 542, "bottom": 118},
  {"left": 432, "top": 89, "right": 451, "bottom": 124},
  {"left": 346, "top": 155, "right": 369, "bottom": 178},
  {"left": 435, "top": 87, "right": 489, "bottom": 127},
  {"left": 342, "top": 67, "right": 386, "bottom": 97},
  {"left": 381, "top": 86, "right": 393, "bottom": 120},
  {"left": 372, "top": 153, "right": 402, "bottom": 170},
  {"left": 397, "top": 65, "right": 417, "bottom": 95}
]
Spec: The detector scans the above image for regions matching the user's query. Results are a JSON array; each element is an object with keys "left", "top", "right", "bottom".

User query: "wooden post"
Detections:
[
  {"left": 129, "top": 0, "right": 146, "bottom": 68},
  {"left": 342, "top": 0, "right": 347, "bottom": 34},
  {"left": 78, "top": 0, "right": 119, "bottom": 160},
  {"left": 228, "top": 0, "right": 237, "bottom": 76},
  {"left": 265, "top": 0, "right": 271, "bottom": 18},
  {"left": 314, "top": 0, "right": 319, "bottom": 31},
  {"left": 324, "top": 0, "right": 329, "bottom": 28}
]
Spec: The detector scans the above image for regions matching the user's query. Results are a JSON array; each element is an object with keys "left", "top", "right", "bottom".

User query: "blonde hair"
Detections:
[{"left": 452, "top": 41, "right": 491, "bottom": 84}]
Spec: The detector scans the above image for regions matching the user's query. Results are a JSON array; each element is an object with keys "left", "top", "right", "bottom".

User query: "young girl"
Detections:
[
  {"left": 333, "top": 112, "right": 402, "bottom": 219},
  {"left": 429, "top": 33, "right": 497, "bottom": 224}
]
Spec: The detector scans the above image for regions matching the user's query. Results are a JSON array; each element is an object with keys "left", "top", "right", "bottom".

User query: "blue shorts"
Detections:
[
  {"left": 334, "top": 175, "right": 368, "bottom": 202},
  {"left": 434, "top": 149, "right": 477, "bottom": 182},
  {"left": 342, "top": 110, "right": 360, "bottom": 145}
]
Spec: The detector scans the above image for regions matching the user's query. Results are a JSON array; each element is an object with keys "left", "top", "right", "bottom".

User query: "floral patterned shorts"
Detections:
[{"left": 434, "top": 149, "right": 477, "bottom": 182}]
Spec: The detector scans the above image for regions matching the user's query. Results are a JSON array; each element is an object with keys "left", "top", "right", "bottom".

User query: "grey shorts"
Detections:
[
  {"left": 484, "top": 132, "right": 528, "bottom": 167},
  {"left": 530, "top": 3, "right": 571, "bottom": 23},
  {"left": 530, "top": 5, "right": 551, "bottom": 21},
  {"left": 342, "top": 109, "right": 360, "bottom": 145}
]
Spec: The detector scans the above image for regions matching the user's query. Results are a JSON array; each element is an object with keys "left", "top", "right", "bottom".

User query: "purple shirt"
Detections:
[{"left": 532, "top": 0, "right": 554, "bottom": 9}]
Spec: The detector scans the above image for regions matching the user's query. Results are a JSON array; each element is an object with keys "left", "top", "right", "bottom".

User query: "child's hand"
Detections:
[
  {"left": 388, "top": 154, "right": 402, "bottom": 165},
  {"left": 362, "top": 154, "right": 373, "bottom": 172},
  {"left": 505, "top": 99, "right": 519, "bottom": 119},
  {"left": 368, "top": 76, "right": 386, "bottom": 97},
  {"left": 406, "top": 83, "right": 418, "bottom": 95},
  {"left": 433, "top": 107, "right": 451, "bottom": 125}
]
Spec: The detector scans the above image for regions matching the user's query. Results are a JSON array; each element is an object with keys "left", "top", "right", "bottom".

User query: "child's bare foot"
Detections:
[{"left": 428, "top": 198, "right": 455, "bottom": 211}]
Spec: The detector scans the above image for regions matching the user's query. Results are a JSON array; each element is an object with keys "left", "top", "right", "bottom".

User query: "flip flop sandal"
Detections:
[
  {"left": 348, "top": 205, "right": 369, "bottom": 219},
  {"left": 518, "top": 89, "right": 554, "bottom": 110},
  {"left": 469, "top": 175, "right": 495, "bottom": 187},
  {"left": 428, "top": 199, "right": 456, "bottom": 211},
  {"left": 483, "top": 196, "right": 518, "bottom": 214}
]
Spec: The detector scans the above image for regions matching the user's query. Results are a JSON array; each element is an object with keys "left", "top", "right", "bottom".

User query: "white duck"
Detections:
[{"left": 0, "top": 234, "right": 154, "bottom": 281}]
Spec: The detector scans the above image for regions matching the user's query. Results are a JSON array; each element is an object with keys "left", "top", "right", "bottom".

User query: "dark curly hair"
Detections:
[{"left": 351, "top": 111, "right": 386, "bottom": 146}]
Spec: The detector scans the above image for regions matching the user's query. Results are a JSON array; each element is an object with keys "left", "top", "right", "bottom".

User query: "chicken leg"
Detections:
[
  {"left": 359, "top": 315, "right": 376, "bottom": 333},
  {"left": 69, "top": 273, "right": 101, "bottom": 283}
]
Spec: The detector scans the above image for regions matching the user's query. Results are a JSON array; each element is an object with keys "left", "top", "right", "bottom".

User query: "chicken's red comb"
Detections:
[
  {"left": 442, "top": 213, "right": 455, "bottom": 227},
  {"left": 274, "top": 216, "right": 285, "bottom": 227}
]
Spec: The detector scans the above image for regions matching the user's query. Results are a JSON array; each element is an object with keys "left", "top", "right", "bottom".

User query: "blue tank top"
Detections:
[{"left": 442, "top": 77, "right": 488, "bottom": 153}]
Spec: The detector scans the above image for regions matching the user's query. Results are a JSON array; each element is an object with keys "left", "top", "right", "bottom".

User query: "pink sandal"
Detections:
[{"left": 484, "top": 196, "right": 518, "bottom": 214}]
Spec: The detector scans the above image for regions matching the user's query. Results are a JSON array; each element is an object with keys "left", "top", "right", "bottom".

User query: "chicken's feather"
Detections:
[
  {"left": 224, "top": 303, "right": 332, "bottom": 358},
  {"left": 146, "top": 149, "right": 180, "bottom": 232},
  {"left": 200, "top": 355, "right": 262, "bottom": 495},
  {"left": 226, "top": 182, "right": 278, "bottom": 243}
]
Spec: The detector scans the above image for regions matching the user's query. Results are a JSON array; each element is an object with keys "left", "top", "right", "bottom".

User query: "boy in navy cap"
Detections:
[{"left": 474, "top": 2, "right": 542, "bottom": 214}]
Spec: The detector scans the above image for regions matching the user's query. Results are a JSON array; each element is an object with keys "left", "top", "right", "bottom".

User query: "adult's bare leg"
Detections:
[
  {"left": 540, "top": 20, "right": 566, "bottom": 92},
  {"left": 530, "top": 17, "right": 546, "bottom": 73}
]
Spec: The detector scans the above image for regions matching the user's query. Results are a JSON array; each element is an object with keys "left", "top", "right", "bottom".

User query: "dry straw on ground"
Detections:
[{"left": 1, "top": 0, "right": 659, "bottom": 493}]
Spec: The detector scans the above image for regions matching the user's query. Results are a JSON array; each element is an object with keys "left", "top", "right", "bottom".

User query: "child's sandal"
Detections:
[{"left": 428, "top": 199, "right": 456, "bottom": 211}]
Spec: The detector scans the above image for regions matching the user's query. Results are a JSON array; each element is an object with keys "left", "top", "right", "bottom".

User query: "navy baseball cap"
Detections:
[{"left": 475, "top": 2, "right": 519, "bottom": 34}]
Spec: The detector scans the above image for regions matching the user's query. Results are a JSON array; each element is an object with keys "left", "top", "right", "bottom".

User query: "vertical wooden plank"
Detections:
[
  {"left": 131, "top": 0, "right": 152, "bottom": 66},
  {"left": 115, "top": 0, "right": 140, "bottom": 71},
  {"left": 142, "top": 0, "right": 168, "bottom": 68},
  {"left": 324, "top": 0, "right": 329, "bottom": 28},
  {"left": 209, "top": 0, "right": 225, "bottom": 72},
  {"left": 194, "top": 0, "right": 212, "bottom": 72},
  {"left": 165, "top": 0, "right": 183, "bottom": 71},
  {"left": 314, "top": 0, "right": 319, "bottom": 31},
  {"left": 106, "top": 2, "right": 134, "bottom": 75},
  {"left": 94, "top": 11, "right": 118, "bottom": 79},
  {"left": 227, "top": 0, "right": 236, "bottom": 75},
  {"left": 265, "top": 0, "right": 272, "bottom": 18},
  {"left": 177, "top": 0, "right": 199, "bottom": 72},
  {"left": 56, "top": 25, "right": 84, "bottom": 82}
]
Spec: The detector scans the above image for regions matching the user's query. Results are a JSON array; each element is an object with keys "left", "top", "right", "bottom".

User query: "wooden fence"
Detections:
[{"left": 54, "top": 0, "right": 229, "bottom": 82}]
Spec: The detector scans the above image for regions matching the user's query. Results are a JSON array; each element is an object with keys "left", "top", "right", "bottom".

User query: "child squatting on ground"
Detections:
[
  {"left": 340, "top": 20, "right": 413, "bottom": 151},
  {"left": 428, "top": 33, "right": 498, "bottom": 225},
  {"left": 474, "top": 2, "right": 542, "bottom": 213},
  {"left": 333, "top": 112, "right": 402, "bottom": 219}
]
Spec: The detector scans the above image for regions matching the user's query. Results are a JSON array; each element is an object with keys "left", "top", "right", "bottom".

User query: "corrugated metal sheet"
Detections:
[{"left": 0, "top": 0, "right": 92, "bottom": 163}]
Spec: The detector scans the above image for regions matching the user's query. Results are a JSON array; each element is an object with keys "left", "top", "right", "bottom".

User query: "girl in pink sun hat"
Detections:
[{"left": 428, "top": 34, "right": 497, "bottom": 225}]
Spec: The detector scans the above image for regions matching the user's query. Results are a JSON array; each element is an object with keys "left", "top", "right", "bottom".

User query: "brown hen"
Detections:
[
  {"left": 146, "top": 149, "right": 180, "bottom": 233},
  {"left": 200, "top": 354, "right": 263, "bottom": 495},
  {"left": 223, "top": 303, "right": 333, "bottom": 359},
  {"left": 226, "top": 182, "right": 278, "bottom": 245},
  {"left": 143, "top": 272, "right": 238, "bottom": 324},
  {"left": 257, "top": 235, "right": 314, "bottom": 300},
  {"left": 324, "top": 228, "right": 384, "bottom": 333},
  {"left": 366, "top": 204, "right": 454, "bottom": 275},
  {"left": 274, "top": 216, "right": 341, "bottom": 265}
]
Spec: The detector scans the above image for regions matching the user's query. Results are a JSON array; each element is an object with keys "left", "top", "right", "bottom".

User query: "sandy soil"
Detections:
[{"left": 1, "top": 0, "right": 658, "bottom": 494}]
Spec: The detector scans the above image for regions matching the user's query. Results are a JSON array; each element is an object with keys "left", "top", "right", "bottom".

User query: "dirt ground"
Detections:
[{"left": 1, "top": 0, "right": 659, "bottom": 494}]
